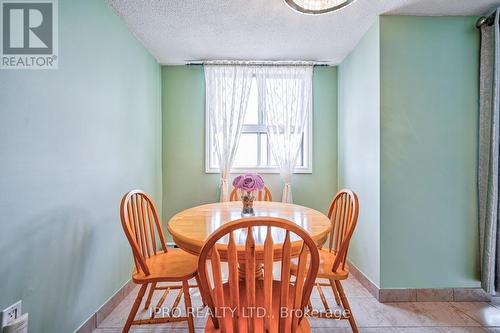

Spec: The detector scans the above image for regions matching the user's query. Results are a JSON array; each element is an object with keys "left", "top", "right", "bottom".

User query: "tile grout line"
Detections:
[{"left": 447, "top": 300, "right": 491, "bottom": 328}]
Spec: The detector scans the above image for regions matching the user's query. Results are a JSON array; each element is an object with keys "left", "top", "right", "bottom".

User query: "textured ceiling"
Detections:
[{"left": 106, "top": 0, "right": 499, "bottom": 65}]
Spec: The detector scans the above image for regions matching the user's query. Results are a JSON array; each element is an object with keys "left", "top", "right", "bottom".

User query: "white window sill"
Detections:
[{"left": 205, "top": 167, "right": 312, "bottom": 174}]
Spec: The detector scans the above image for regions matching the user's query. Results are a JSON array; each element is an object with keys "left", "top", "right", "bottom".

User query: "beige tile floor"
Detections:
[{"left": 93, "top": 275, "right": 500, "bottom": 333}]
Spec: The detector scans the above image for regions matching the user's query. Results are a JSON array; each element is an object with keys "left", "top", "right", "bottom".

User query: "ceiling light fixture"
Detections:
[{"left": 284, "top": 0, "right": 355, "bottom": 14}]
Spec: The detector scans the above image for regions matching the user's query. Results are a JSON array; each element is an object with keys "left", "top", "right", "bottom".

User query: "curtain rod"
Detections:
[
  {"left": 185, "top": 60, "right": 330, "bottom": 67},
  {"left": 476, "top": 10, "right": 497, "bottom": 28}
]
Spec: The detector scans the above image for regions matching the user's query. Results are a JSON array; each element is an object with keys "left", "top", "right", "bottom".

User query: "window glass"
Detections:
[
  {"left": 233, "top": 133, "right": 258, "bottom": 167},
  {"left": 207, "top": 76, "right": 311, "bottom": 173}
]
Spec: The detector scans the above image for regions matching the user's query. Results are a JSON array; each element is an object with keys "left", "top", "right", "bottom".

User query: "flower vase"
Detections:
[{"left": 241, "top": 192, "right": 255, "bottom": 217}]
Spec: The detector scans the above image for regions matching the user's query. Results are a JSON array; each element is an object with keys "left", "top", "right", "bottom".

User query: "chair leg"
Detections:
[
  {"left": 195, "top": 274, "right": 206, "bottom": 307},
  {"left": 122, "top": 284, "right": 147, "bottom": 333},
  {"left": 329, "top": 279, "right": 342, "bottom": 306},
  {"left": 144, "top": 282, "right": 157, "bottom": 310},
  {"left": 182, "top": 280, "right": 195, "bottom": 333},
  {"left": 334, "top": 280, "right": 358, "bottom": 333},
  {"left": 316, "top": 282, "right": 331, "bottom": 313}
]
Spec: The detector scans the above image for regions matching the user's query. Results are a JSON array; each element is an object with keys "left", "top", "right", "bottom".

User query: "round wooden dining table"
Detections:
[{"left": 167, "top": 201, "right": 331, "bottom": 259}]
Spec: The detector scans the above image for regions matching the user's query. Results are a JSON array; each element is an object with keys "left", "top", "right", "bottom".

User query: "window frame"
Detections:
[{"left": 205, "top": 78, "right": 313, "bottom": 174}]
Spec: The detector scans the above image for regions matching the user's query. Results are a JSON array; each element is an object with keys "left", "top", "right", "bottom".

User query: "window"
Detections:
[{"left": 206, "top": 77, "right": 312, "bottom": 173}]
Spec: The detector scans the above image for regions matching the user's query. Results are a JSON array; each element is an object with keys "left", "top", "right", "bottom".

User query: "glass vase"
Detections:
[{"left": 241, "top": 192, "right": 255, "bottom": 217}]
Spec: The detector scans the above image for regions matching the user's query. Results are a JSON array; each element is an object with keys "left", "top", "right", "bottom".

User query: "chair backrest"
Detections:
[
  {"left": 326, "top": 189, "right": 359, "bottom": 273},
  {"left": 229, "top": 186, "right": 273, "bottom": 201},
  {"left": 198, "top": 217, "right": 319, "bottom": 333},
  {"left": 120, "top": 190, "right": 167, "bottom": 276}
]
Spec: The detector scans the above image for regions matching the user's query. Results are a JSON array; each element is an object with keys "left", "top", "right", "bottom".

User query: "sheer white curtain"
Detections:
[
  {"left": 256, "top": 65, "right": 313, "bottom": 203},
  {"left": 205, "top": 65, "right": 254, "bottom": 201}
]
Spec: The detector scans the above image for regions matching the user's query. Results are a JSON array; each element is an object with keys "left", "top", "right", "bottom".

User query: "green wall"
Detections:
[
  {"left": 379, "top": 16, "right": 480, "bottom": 288},
  {"left": 338, "top": 19, "right": 381, "bottom": 286},
  {"left": 162, "top": 66, "right": 338, "bottom": 230},
  {"left": 0, "top": 1, "right": 162, "bottom": 332},
  {"left": 338, "top": 16, "right": 480, "bottom": 289}
]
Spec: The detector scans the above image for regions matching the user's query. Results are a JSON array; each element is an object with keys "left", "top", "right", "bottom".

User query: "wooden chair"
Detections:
[
  {"left": 197, "top": 217, "right": 319, "bottom": 333},
  {"left": 292, "top": 189, "right": 359, "bottom": 332},
  {"left": 229, "top": 186, "right": 273, "bottom": 201},
  {"left": 119, "top": 190, "right": 198, "bottom": 333}
]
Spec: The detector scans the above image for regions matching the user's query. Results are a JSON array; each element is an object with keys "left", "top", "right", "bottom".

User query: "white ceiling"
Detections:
[{"left": 106, "top": 0, "right": 499, "bottom": 65}]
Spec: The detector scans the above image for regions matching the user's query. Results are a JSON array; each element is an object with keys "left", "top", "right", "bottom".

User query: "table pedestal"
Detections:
[{"left": 238, "top": 263, "right": 264, "bottom": 280}]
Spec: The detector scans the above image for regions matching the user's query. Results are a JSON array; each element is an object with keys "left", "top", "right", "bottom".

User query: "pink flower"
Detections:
[
  {"left": 232, "top": 175, "right": 244, "bottom": 188},
  {"left": 232, "top": 173, "right": 265, "bottom": 192}
]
